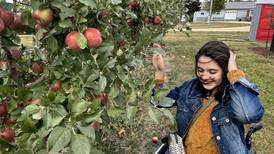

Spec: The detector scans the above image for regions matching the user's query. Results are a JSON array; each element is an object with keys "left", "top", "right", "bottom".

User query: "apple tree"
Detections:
[{"left": 0, "top": 0, "right": 188, "bottom": 153}]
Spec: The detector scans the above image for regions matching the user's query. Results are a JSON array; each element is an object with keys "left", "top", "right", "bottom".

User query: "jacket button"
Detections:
[
  {"left": 211, "top": 116, "right": 216, "bottom": 121},
  {"left": 216, "top": 136, "right": 221, "bottom": 140},
  {"left": 225, "top": 119, "right": 230, "bottom": 123}
]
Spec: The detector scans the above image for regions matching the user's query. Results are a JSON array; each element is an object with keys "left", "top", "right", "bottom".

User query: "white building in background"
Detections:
[{"left": 193, "top": 1, "right": 256, "bottom": 22}]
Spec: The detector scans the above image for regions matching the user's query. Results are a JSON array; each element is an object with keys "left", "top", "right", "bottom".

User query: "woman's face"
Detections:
[{"left": 196, "top": 55, "right": 223, "bottom": 91}]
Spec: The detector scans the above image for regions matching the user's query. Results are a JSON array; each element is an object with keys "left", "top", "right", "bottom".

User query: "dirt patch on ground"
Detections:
[{"left": 248, "top": 47, "right": 274, "bottom": 57}]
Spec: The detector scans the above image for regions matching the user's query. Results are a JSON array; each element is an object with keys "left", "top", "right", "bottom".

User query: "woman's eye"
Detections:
[{"left": 209, "top": 71, "right": 217, "bottom": 74}]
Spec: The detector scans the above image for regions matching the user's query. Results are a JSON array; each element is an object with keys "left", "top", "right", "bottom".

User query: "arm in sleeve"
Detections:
[{"left": 227, "top": 70, "right": 264, "bottom": 124}]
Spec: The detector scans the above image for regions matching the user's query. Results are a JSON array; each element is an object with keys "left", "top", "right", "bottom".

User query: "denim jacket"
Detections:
[{"left": 164, "top": 77, "right": 264, "bottom": 154}]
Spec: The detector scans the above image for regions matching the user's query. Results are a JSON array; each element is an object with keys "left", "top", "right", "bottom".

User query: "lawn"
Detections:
[
  {"left": 190, "top": 21, "right": 251, "bottom": 29},
  {"left": 161, "top": 31, "right": 274, "bottom": 154}
]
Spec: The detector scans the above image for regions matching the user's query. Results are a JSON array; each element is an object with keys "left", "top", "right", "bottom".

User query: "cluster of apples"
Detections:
[
  {"left": 0, "top": 8, "right": 26, "bottom": 33},
  {"left": 0, "top": 101, "right": 15, "bottom": 143},
  {"left": 65, "top": 28, "right": 102, "bottom": 51},
  {"left": 144, "top": 16, "right": 161, "bottom": 25},
  {"left": 31, "top": 8, "right": 54, "bottom": 32}
]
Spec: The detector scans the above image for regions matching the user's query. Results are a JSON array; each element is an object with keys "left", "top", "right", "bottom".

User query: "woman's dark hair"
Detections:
[{"left": 195, "top": 41, "right": 230, "bottom": 102}]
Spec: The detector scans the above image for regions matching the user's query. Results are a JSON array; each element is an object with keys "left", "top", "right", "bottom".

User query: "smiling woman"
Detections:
[{"left": 151, "top": 41, "right": 264, "bottom": 154}]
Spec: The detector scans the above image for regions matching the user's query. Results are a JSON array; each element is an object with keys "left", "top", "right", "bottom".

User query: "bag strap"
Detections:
[{"left": 184, "top": 96, "right": 215, "bottom": 137}]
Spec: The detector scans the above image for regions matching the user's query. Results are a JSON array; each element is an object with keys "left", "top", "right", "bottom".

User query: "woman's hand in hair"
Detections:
[
  {"left": 228, "top": 50, "right": 238, "bottom": 71},
  {"left": 152, "top": 54, "right": 165, "bottom": 81}
]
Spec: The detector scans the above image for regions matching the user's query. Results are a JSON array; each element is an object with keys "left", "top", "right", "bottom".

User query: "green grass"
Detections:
[
  {"left": 189, "top": 21, "right": 250, "bottom": 29},
  {"left": 163, "top": 31, "right": 274, "bottom": 154}
]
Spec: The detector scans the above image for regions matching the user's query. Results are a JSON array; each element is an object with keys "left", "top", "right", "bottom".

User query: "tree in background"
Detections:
[
  {"left": 205, "top": 0, "right": 225, "bottom": 22},
  {"left": 185, "top": 0, "right": 201, "bottom": 22}
]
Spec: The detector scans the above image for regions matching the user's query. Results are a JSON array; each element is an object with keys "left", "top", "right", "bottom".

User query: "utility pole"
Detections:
[{"left": 208, "top": 0, "right": 213, "bottom": 24}]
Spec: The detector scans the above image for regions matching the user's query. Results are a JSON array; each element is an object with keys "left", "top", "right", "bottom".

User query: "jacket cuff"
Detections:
[{"left": 227, "top": 70, "right": 245, "bottom": 84}]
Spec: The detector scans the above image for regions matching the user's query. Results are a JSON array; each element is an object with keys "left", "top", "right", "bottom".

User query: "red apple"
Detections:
[
  {"left": 0, "top": 101, "right": 8, "bottom": 117},
  {"left": 83, "top": 28, "right": 102, "bottom": 48},
  {"left": 35, "top": 22, "right": 44, "bottom": 32},
  {"left": 10, "top": 49, "right": 22, "bottom": 58},
  {"left": 32, "top": 62, "right": 44, "bottom": 74},
  {"left": 65, "top": 31, "right": 81, "bottom": 50},
  {"left": 144, "top": 16, "right": 150, "bottom": 25},
  {"left": 0, "top": 9, "right": 14, "bottom": 26},
  {"left": 9, "top": 14, "right": 25, "bottom": 32},
  {"left": 49, "top": 80, "right": 62, "bottom": 92},
  {"left": 99, "top": 94, "right": 108, "bottom": 106},
  {"left": 31, "top": 10, "right": 40, "bottom": 21},
  {"left": 38, "top": 8, "right": 53, "bottom": 25},
  {"left": 0, "top": 18, "right": 4, "bottom": 33},
  {"left": 151, "top": 136, "right": 158, "bottom": 144},
  {"left": 153, "top": 16, "right": 161, "bottom": 25},
  {"left": 0, "top": 129, "right": 15, "bottom": 143}
]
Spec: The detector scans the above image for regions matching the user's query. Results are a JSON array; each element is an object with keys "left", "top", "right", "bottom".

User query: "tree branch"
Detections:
[
  {"left": 2, "top": 46, "right": 18, "bottom": 85},
  {"left": 25, "top": 75, "right": 46, "bottom": 88}
]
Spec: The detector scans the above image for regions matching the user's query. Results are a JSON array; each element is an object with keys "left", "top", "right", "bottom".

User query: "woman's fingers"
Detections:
[
  {"left": 152, "top": 54, "right": 165, "bottom": 71},
  {"left": 228, "top": 50, "right": 238, "bottom": 71}
]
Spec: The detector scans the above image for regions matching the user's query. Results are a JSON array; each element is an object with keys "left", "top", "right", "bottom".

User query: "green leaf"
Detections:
[
  {"left": 71, "top": 134, "right": 91, "bottom": 154},
  {"left": 109, "top": 84, "right": 119, "bottom": 99},
  {"left": 84, "top": 70, "right": 100, "bottom": 88},
  {"left": 84, "top": 111, "right": 103, "bottom": 123},
  {"left": 107, "top": 107, "right": 124, "bottom": 119},
  {"left": 13, "top": 149, "right": 32, "bottom": 154},
  {"left": 0, "top": 85, "right": 13, "bottom": 97},
  {"left": 46, "top": 36, "right": 58, "bottom": 52},
  {"left": 53, "top": 93, "right": 66, "bottom": 104},
  {"left": 148, "top": 107, "right": 161, "bottom": 124},
  {"left": 71, "top": 99, "right": 88, "bottom": 114},
  {"left": 48, "top": 127, "right": 71, "bottom": 153},
  {"left": 51, "top": 104, "right": 68, "bottom": 117},
  {"left": 152, "top": 33, "right": 164, "bottom": 43},
  {"left": 97, "top": 43, "right": 114, "bottom": 53},
  {"left": 79, "top": 0, "right": 97, "bottom": 9},
  {"left": 77, "top": 125, "right": 96, "bottom": 141},
  {"left": 77, "top": 33, "right": 87, "bottom": 49},
  {"left": 36, "top": 29, "right": 47, "bottom": 40},
  {"left": 30, "top": 1, "right": 42, "bottom": 10},
  {"left": 21, "top": 117, "right": 37, "bottom": 133},
  {"left": 59, "top": 7, "right": 76, "bottom": 20},
  {"left": 127, "top": 106, "right": 138, "bottom": 123},
  {"left": 59, "top": 19, "right": 73, "bottom": 28},
  {"left": 157, "top": 97, "right": 176, "bottom": 108},
  {"left": 21, "top": 10, "right": 31, "bottom": 25},
  {"left": 16, "top": 87, "right": 32, "bottom": 101},
  {"left": 19, "top": 104, "right": 40, "bottom": 121},
  {"left": 160, "top": 109, "right": 175, "bottom": 125},
  {"left": 99, "top": 75, "right": 107, "bottom": 92},
  {"left": 111, "top": 0, "right": 122, "bottom": 5},
  {"left": 105, "top": 58, "right": 116, "bottom": 68},
  {"left": 127, "top": 88, "right": 136, "bottom": 103}
]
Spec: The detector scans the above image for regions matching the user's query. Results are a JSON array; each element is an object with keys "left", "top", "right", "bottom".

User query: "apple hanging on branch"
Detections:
[
  {"left": 83, "top": 28, "right": 102, "bottom": 48},
  {"left": 0, "top": 101, "right": 8, "bottom": 117},
  {"left": 0, "top": 129, "right": 15, "bottom": 143}
]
